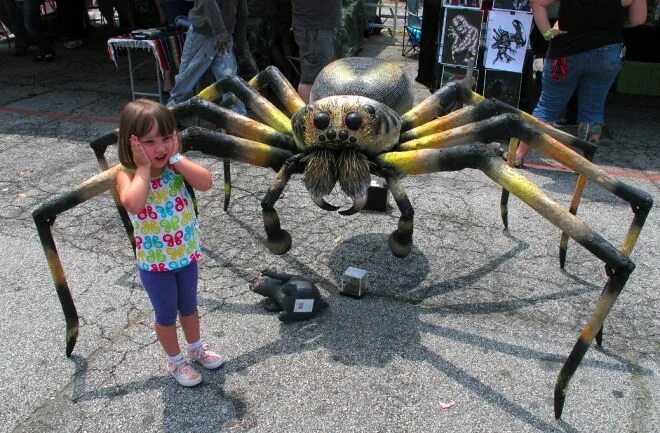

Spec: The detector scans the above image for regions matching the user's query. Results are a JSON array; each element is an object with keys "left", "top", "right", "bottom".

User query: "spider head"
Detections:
[
  {"left": 291, "top": 95, "right": 400, "bottom": 154},
  {"left": 291, "top": 96, "right": 401, "bottom": 215}
]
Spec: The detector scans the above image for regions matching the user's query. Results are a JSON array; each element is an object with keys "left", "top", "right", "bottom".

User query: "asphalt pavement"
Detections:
[{"left": 0, "top": 31, "right": 658, "bottom": 433}]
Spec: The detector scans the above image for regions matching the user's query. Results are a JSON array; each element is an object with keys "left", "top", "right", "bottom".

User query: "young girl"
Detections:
[{"left": 116, "top": 99, "right": 223, "bottom": 387}]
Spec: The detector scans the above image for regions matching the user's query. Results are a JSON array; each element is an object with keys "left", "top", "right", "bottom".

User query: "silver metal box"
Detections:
[{"left": 340, "top": 267, "right": 368, "bottom": 298}]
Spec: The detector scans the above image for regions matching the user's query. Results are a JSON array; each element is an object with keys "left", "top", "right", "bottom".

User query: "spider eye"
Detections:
[
  {"left": 313, "top": 112, "right": 330, "bottom": 130},
  {"left": 363, "top": 104, "right": 376, "bottom": 115},
  {"left": 344, "top": 112, "right": 362, "bottom": 130}
]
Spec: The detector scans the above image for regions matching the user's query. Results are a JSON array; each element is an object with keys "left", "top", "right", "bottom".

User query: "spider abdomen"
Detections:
[{"left": 310, "top": 57, "right": 414, "bottom": 115}]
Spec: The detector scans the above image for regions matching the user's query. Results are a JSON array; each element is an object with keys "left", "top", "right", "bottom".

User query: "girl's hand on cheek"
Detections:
[{"left": 130, "top": 135, "right": 152, "bottom": 168}]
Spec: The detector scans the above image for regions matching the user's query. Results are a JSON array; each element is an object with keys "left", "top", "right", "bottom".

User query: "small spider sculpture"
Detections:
[{"left": 33, "top": 57, "right": 652, "bottom": 418}]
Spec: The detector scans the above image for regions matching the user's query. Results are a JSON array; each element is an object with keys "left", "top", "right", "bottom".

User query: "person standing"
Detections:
[
  {"left": 116, "top": 99, "right": 225, "bottom": 386},
  {"left": 507, "top": 0, "right": 648, "bottom": 167},
  {"left": 291, "top": 0, "right": 342, "bottom": 103},
  {"left": 167, "top": 0, "right": 255, "bottom": 111},
  {"left": 15, "top": 0, "right": 55, "bottom": 61}
]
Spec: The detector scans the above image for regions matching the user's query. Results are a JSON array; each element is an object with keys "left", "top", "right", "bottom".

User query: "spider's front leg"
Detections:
[
  {"left": 33, "top": 165, "right": 123, "bottom": 356},
  {"left": 261, "top": 154, "right": 305, "bottom": 255}
]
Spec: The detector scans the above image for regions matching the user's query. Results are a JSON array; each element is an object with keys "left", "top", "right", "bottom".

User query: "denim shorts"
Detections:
[{"left": 533, "top": 43, "right": 623, "bottom": 125}]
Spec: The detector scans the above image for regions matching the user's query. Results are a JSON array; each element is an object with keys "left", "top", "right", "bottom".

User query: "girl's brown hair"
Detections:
[{"left": 117, "top": 99, "right": 177, "bottom": 169}]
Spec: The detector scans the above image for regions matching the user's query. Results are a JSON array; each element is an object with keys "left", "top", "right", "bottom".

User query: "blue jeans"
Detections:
[
  {"left": 533, "top": 43, "right": 623, "bottom": 125},
  {"left": 15, "top": 0, "right": 53, "bottom": 56},
  {"left": 167, "top": 26, "right": 246, "bottom": 114}
]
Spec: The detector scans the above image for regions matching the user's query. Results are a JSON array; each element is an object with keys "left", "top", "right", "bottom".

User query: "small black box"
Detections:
[{"left": 364, "top": 178, "right": 388, "bottom": 212}]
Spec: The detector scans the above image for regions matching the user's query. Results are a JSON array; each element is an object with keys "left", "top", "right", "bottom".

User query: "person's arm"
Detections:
[
  {"left": 117, "top": 167, "right": 151, "bottom": 214},
  {"left": 531, "top": 0, "right": 566, "bottom": 40},
  {"left": 624, "top": 0, "right": 648, "bottom": 27},
  {"left": 170, "top": 134, "right": 213, "bottom": 191}
]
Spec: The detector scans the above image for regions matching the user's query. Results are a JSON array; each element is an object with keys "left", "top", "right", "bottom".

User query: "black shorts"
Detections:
[{"left": 293, "top": 28, "right": 335, "bottom": 84}]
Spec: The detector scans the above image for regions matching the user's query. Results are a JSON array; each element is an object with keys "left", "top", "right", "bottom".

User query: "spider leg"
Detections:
[
  {"left": 32, "top": 165, "right": 123, "bottom": 356},
  {"left": 178, "top": 127, "right": 294, "bottom": 170},
  {"left": 380, "top": 139, "right": 651, "bottom": 418},
  {"left": 382, "top": 175, "right": 414, "bottom": 258},
  {"left": 171, "top": 97, "right": 296, "bottom": 152},
  {"left": 260, "top": 154, "right": 305, "bottom": 254},
  {"left": 399, "top": 82, "right": 477, "bottom": 132},
  {"left": 197, "top": 75, "right": 293, "bottom": 135},
  {"left": 400, "top": 103, "right": 597, "bottom": 266},
  {"left": 247, "top": 65, "right": 306, "bottom": 116}
]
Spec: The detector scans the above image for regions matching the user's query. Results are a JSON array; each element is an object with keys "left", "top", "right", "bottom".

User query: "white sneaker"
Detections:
[
  {"left": 166, "top": 359, "right": 202, "bottom": 387},
  {"left": 189, "top": 343, "right": 227, "bottom": 370}
]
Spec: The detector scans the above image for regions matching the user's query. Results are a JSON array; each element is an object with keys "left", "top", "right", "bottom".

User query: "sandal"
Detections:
[{"left": 501, "top": 151, "right": 525, "bottom": 168}]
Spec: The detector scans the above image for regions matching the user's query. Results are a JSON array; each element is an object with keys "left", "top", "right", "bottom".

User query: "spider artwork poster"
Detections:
[
  {"left": 485, "top": 10, "right": 533, "bottom": 73},
  {"left": 439, "top": 7, "right": 483, "bottom": 67},
  {"left": 440, "top": 65, "right": 479, "bottom": 90},
  {"left": 483, "top": 69, "right": 522, "bottom": 107},
  {"left": 442, "top": 0, "right": 483, "bottom": 9},
  {"left": 33, "top": 56, "right": 654, "bottom": 421},
  {"left": 492, "top": 0, "right": 531, "bottom": 12}
]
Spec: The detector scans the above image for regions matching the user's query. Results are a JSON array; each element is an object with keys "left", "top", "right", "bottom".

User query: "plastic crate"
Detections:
[{"left": 616, "top": 61, "right": 660, "bottom": 96}]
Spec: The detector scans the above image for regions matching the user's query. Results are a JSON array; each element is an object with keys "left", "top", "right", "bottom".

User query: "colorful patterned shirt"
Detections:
[{"left": 128, "top": 166, "right": 202, "bottom": 272}]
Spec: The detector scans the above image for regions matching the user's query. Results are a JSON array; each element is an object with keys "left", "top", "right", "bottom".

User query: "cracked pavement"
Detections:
[{"left": 0, "top": 33, "right": 658, "bottom": 433}]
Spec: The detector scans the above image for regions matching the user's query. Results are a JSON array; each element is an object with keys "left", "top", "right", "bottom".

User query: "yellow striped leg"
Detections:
[
  {"left": 400, "top": 82, "right": 475, "bottom": 132},
  {"left": 170, "top": 97, "right": 296, "bottom": 152},
  {"left": 197, "top": 75, "right": 293, "bottom": 135},
  {"left": 179, "top": 127, "right": 294, "bottom": 171},
  {"left": 32, "top": 165, "right": 122, "bottom": 356},
  {"left": 248, "top": 65, "right": 306, "bottom": 116}
]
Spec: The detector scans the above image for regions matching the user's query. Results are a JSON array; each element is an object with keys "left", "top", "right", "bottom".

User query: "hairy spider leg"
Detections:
[
  {"left": 248, "top": 65, "right": 306, "bottom": 116},
  {"left": 260, "top": 154, "right": 305, "bottom": 255},
  {"left": 32, "top": 165, "right": 123, "bottom": 356},
  {"left": 399, "top": 97, "right": 597, "bottom": 265},
  {"left": 378, "top": 141, "right": 651, "bottom": 419},
  {"left": 197, "top": 75, "right": 293, "bottom": 135}
]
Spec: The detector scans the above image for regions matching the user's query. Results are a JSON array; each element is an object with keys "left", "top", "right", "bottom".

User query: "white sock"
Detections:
[
  {"left": 188, "top": 340, "right": 203, "bottom": 352},
  {"left": 168, "top": 352, "right": 185, "bottom": 365}
]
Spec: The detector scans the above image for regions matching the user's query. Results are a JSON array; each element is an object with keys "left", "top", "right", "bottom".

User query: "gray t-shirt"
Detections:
[{"left": 291, "top": 0, "right": 342, "bottom": 29}]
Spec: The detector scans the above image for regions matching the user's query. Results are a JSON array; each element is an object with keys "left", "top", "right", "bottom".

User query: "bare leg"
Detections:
[
  {"left": 298, "top": 83, "right": 312, "bottom": 103},
  {"left": 155, "top": 323, "right": 181, "bottom": 356},
  {"left": 179, "top": 311, "right": 201, "bottom": 345}
]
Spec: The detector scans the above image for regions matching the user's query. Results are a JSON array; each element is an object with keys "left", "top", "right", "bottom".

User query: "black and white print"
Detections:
[
  {"left": 439, "top": 8, "right": 484, "bottom": 67},
  {"left": 484, "top": 10, "right": 532, "bottom": 72}
]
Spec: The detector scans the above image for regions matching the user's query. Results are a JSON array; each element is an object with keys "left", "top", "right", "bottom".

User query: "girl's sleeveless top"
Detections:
[{"left": 128, "top": 165, "right": 202, "bottom": 272}]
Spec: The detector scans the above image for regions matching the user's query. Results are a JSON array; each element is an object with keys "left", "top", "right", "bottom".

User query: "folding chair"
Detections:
[{"left": 401, "top": 0, "right": 422, "bottom": 56}]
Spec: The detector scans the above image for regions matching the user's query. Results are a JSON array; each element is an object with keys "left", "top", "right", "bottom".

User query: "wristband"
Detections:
[
  {"left": 542, "top": 28, "right": 553, "bottom": 41},
  {"left": 169, "top": 153, "right": 182, "bottom": 164}
]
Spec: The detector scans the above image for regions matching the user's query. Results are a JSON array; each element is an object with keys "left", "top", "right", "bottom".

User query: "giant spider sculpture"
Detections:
[{"left": 33, "top": 57, "right": 652, "bottom": 418}]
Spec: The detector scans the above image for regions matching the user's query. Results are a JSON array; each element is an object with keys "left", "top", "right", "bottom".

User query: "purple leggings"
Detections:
[{"left": 139, "top": 262, "right": 198, "bottom": 326}]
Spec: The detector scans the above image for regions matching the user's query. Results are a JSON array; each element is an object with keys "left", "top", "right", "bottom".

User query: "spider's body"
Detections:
[{"left": 33, "top": 57, "right": 652, "bottom": 419}]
